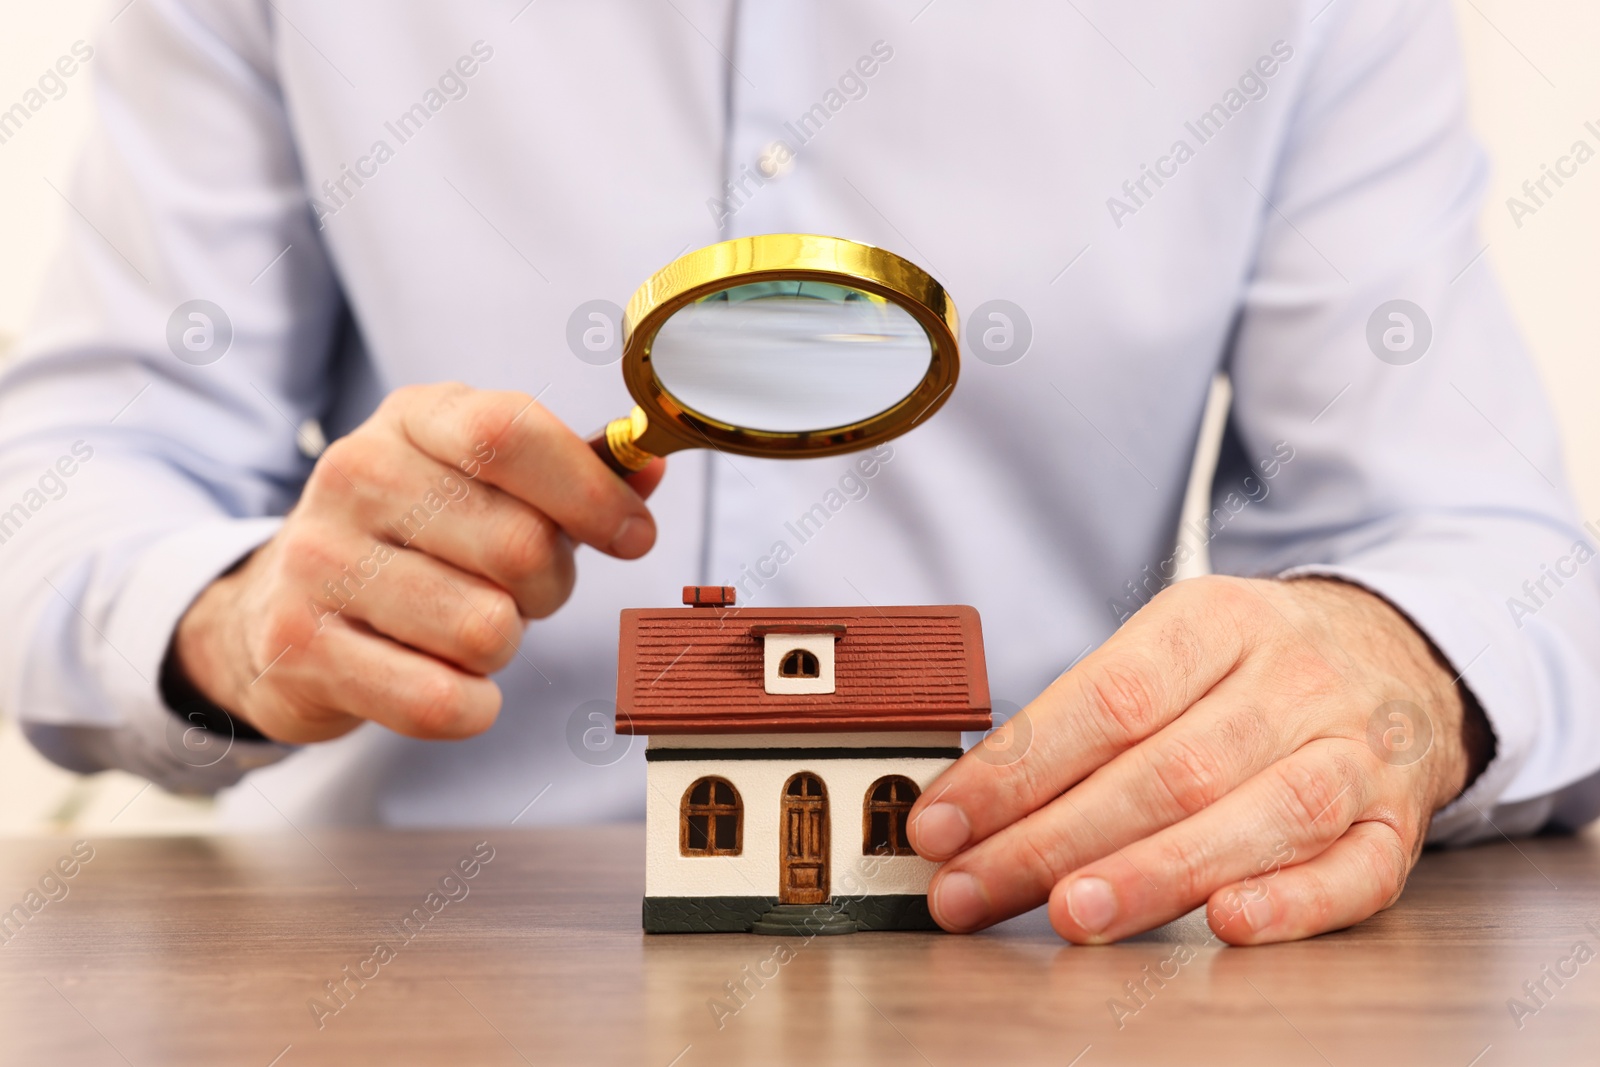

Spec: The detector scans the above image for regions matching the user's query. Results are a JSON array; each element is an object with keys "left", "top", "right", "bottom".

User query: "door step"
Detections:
[{"left": 750, "top": 903, "right": 859, "bottom": 936}]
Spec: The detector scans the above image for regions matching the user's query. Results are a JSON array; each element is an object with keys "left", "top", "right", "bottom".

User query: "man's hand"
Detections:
[
  {"left": 172, "top": 382, "right": 663, "bottom": 744},
  {"left": 909, "top": 576, "right": 1491, "bottom": 945}
]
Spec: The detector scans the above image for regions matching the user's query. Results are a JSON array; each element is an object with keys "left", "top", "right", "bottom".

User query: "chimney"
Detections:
[{"left": 683, "top": 585, "right": 736, "bottom": 608}]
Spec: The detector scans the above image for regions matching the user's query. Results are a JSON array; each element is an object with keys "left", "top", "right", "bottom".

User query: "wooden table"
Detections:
[{"left": 0, "top": 824, "right": 1595, "bottom": 1066}]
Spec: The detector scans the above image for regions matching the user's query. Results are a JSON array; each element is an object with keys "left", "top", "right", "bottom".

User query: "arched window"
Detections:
[
  {"left": 864, "top": 776, "right": 920, "bottom": 856},
  {"left": 680, "top": 777, "right": 742, "bottom": 856},
  {"left": 779, "top": 648, "right": 820, "bottom": 678}
]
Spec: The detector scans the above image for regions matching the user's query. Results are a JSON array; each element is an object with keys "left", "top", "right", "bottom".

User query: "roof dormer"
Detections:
[{"left": 762, "top": 633, "right": 833, "bottom": 694}]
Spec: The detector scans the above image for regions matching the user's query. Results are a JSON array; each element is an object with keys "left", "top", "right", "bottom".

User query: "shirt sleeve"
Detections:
[
  {"left": 0, "top": 0, "right": 341, "bottom": 791},
  {"left": 1209, "top": 0, "right": 1600, "bottom": 844}
]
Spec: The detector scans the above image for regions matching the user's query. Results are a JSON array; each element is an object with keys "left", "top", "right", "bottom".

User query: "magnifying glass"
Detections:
[{"left": 588, "top": 234, "right": 959, "bottom": 476}]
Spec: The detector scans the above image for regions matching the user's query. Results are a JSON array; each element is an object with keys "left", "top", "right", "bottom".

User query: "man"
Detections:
[{"left": 2, "top": 0, "right": 1597, "bottom": 946}]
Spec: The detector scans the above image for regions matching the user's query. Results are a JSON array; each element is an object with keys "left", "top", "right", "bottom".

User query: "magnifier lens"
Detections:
[
  {"left": 586, "top": 234, "right": 958, "bottom": 476},
  {"left": 649, "top": 280, "right": 933, "bottom": 433}
]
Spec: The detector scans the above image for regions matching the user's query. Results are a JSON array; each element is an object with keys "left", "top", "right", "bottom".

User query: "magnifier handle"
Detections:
[
  {"left": 588, "top": 431, "right": 636, "bottom": 478},
  {"left": 589, "top": 410, "right": 657, "bottom": 478}
]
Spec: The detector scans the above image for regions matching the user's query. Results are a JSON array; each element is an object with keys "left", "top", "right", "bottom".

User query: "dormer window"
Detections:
[
  {"left": 760, "top": 631, "right": 836, "bottom": 694},
  {"left": 779, "top": 649, "right": 820, "bottom": 678}
]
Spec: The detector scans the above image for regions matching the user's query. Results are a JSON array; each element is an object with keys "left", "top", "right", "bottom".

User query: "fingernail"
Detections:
[
  {"left": 1240, "top": 894, "right": 1274, "bottom": 933},
  {"left": 933, "top": 872, "right": 990, "bottom": 930},
  {"left": 608, "top": 516, "right": 653, "bottom": 558},
  {"left": 911, "top": 803, "right": 970, "bottom": 858},
  {"left": 1065, "top": 877, "right": 1117, "bottom": 935}
]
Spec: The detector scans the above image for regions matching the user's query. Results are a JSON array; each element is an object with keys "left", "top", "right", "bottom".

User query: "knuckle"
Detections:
[
  {"left": 1280, "top": 649, "right": 1344, "bottom": 704},
  {"left": 384, "top": 381, "right": 463, "bottom": 417},
  {"left": 481, "top": 591, "right": 522, "bottom": 638},
  {"left": 304, "top": 439, "right": 355, "bottom": 495},
  {"left": 1146, "top": 737, "right": 1231, "bottom": 818},
  {"left": 378, "top": 384, "right": 420, "bottom": 416},
  {"left": 1220, "top": 703, "right": 1271, "bottom": 759},
  {"left": 1152, "top": 837, "right": 1209, "bottom": 904},
  {"left": 955, "top": 827, "right": 1064, "bottom": 905},
  {"left": 1012, "top": 830, "right": 1068, "bottom": 892},
  {"left": 1298, "top": 868, "right": 1338, "bottom": 930},
  {"left": 1358, "top": 826, "right": 1412, "bottom": 908},
  {"left": 1147, "top": 578, "right": 1201, "bottom": 616},
  {"left": 275, "top": 547, "right": 351, "bottom": 614},
  {"left": 1207, "top": 577, "right": 1277, "bottom": 646},
  {"left": 273, "top": 521, "right": 344, "bottom": 580},
  {"left": 493, "top": 513, "right": 560, "bottom": 581},
  {"left": 259, "top": 609, "right": 313, "bottom": 655},
  {"left": 313, "top": 434, "right": 390, "bottom": 495},
  {"left": 1079, "top": 657, "right": 1166, "bottom": 744},
  {"left": 454, "top": 601, "right": 514, "bottom": 665},
  {"left": 1006, "top": 746, "right": 1056, "bottom": 808},
  {"left": 570, "top": 473, "right": 630, "bottom": 535},
  {"left": 1271, "top": 756, "right": 1355, "bottom": 834},
  {"left": 404, "top": 674, "right": 470, "bottom": 736},
  {"left": 1202, "top": 575, "right": 1263, "bottom": 618},
  {"left": 1219, "top": 581, "right": 1291, "bottom": 669},
  {"left": 521, "top": 558, "right": 576, "bottom": 620},
  {"left": 460, "top": 391, "right": 530, "bottom": 456},
  {"left": 270, "top": 524, "right": 321, "bottom": 574},
  {"left": 263, "top": 533, "right": 333, "bottom": 602},
  {"left": 318, "top": 433, "right": 365, "bottom": 473},
  {"left": 1149, "top": 603, "right": 1210, "bottom": 682}
]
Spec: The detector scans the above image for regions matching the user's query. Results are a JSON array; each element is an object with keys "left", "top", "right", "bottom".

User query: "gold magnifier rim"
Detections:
[{"left": 619, "top": 234, "right": 959, "bottom": 460}]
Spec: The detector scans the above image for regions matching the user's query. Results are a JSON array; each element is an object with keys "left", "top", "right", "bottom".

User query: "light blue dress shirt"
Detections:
[{"left": 2, "top": 0, "right": 1597, "bottom": 839}]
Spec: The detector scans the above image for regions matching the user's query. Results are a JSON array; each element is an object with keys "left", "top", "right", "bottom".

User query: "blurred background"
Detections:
[{"left": 2, "top": 1, "right": 1597, "bottom": 835}]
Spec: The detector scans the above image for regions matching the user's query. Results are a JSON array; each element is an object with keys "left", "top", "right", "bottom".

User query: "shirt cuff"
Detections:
[
  {"left": 94, "top": 516, "right": 296, "bottom": 793},
  {"left": 1278, "top": 564, "right": 1535, "bottom": 846}
]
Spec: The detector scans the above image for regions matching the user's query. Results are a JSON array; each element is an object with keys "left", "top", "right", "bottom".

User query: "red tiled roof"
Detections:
[{"left": 615, "top": 605, "right": 991, "bottom": 734}]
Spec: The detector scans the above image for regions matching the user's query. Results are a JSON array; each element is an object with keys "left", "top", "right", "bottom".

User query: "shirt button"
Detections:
[{"left": 756, "top": 139, "right": 796, "bottom": 180}]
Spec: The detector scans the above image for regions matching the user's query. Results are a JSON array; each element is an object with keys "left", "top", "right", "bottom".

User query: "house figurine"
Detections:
[{"left": 617, "top": 585, "right": 992, "bottom": 934}]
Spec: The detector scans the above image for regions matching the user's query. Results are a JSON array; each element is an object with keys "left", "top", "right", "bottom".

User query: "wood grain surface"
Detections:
[{"left": 0, "top": 824, "right": 1596, "bottom": 1066}]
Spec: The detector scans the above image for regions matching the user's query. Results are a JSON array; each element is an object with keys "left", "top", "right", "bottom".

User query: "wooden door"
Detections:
[{"left": 779, "top": 773, "right": 829, "bottom": 904}]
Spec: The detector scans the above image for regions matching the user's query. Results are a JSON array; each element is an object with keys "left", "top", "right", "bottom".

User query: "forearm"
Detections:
[
  {"left": 0, "top": 443, "right": 294, "bottom": 789},
  {"left": 1257, "top": 517, "right": 1600, "bottom": 844}
]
